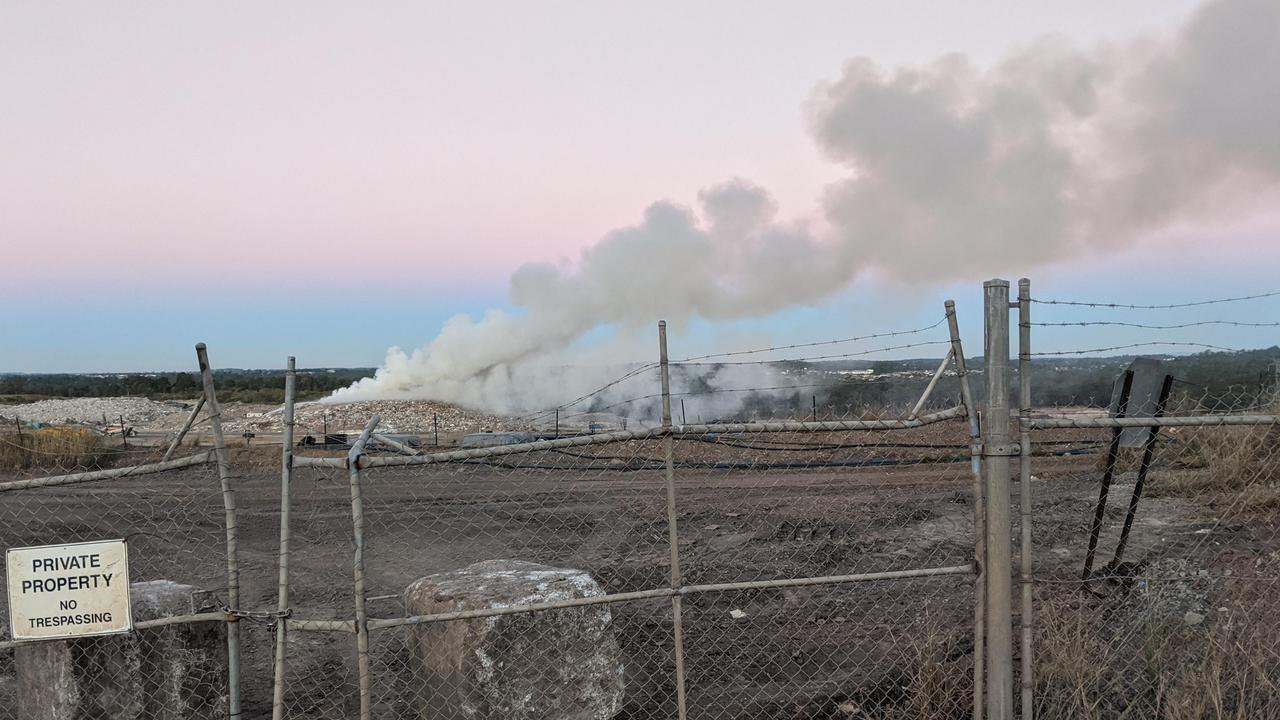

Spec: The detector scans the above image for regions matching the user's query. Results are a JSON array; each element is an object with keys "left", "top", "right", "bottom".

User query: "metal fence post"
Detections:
[
  {"left": 1017, "top": 279, "right": 1033, "bottom": 719},
  {"left": 162, "top": 396, "right": 205, "bottom": 462},
  {"left": 271, "top": 356, "right": 296, "bottom": 720},
  {"left": 195, "top": 342, "right": 242, "bottom": 719},
  {"left": 946, "top": 299, "right": 984, "bottom": 720},
  {"left": 658, "top": 321, "right": 690, "bottom": 720},
  {"left": 349, "top": 415, "right": 380, "bottom": 720},
  {"left": 982, "top": 281, "right": 1014, "bottom": 720}
]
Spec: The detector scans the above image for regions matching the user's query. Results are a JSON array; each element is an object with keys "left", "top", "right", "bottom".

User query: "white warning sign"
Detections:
[{"left": 6, "top": 539, "right": 132, "bottom": 641}]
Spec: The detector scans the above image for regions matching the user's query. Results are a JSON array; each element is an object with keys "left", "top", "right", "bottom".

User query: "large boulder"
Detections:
[
  {"left": 15, "top": 580, "right": 226, "bottom": 720},
  {"left": 402, "top": 559, "right": 624, "bottom": 720}
]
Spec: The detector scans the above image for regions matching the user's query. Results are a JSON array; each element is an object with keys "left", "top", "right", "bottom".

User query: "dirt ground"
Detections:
[{"left": 0, "top": 419, "right": 1268, "bottom": 719}]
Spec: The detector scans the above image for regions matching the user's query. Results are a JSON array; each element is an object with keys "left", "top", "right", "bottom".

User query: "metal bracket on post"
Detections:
[{"left": 981, "top": 443, "right": 1021, "bottom": 457}]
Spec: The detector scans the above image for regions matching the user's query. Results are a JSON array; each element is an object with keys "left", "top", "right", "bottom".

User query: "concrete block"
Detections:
[
  {"left": 16, "top": 580, "right": 227, "bottom": 720},
  {"left": 403, "top": 559, "right": 624, "bottom": 720}
]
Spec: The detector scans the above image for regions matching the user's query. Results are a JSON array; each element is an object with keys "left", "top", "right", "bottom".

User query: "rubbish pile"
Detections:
[
  {"left": 0, "top": 397, "right": 186, "bottom": 426},
  {"left": 231, "top": 400, "right": 526, "bottom": 435}
]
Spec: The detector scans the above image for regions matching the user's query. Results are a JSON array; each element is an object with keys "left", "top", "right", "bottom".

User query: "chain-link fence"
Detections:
[
  {"left": 1014, "top": 280, "right": 1280, "bottom": 720},
  {"left": 0, "top": 344, "right": 283, "bottom": 719},
  {"left": 0, "top": 281, "right": 1276, "bottom": 720},
  {"left": 277, "top": 313, "right": 986, "bottom": 720},
  {"left": 283, "top": 413, "right": 981, "bottom": 720}
]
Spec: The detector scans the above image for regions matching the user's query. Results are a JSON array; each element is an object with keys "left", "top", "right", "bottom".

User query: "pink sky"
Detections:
[{"left": 2, "top": 0, "right": 1210, "bottom": 291}]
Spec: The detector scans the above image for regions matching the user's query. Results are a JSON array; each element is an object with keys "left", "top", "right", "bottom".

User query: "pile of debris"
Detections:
[
  {"left": 225, "top": 400, "right": 526, "bottom": 435},
  {"left": 0, "top": 397, "right": 187, "bottom": 427}
]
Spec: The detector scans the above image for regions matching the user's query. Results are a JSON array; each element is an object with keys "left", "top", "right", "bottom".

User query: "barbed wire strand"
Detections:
[
  {"left": 508, "top": 362, "right": 661, "bottom": 425},
  {"left": 674, "top": 317, "right": 947, "bottom": 363},
  {"left": 1032, "top": 320, "right": 1280, "bottom": 330},
  {"left": 674, "top": 340, "right": 952, "bottom": 367},
  {"left": 547, "top": 345, "right": 957, "bottom": 424},
  {"left": 1031, "top": 290, "right": 1280, "bottom": 310},
  {"left": 556, "top": 382, "right": 833, "bottom": 419},
  {"left": 1030, "top": 341, "right": 1243, "bottom": 357}
]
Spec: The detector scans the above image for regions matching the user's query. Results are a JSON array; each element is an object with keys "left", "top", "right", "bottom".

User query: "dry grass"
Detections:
[
  {"left": 1148, "top": 425, "right": 1280, "bottom": 515},
  {"left": 1034, "top": 410, "right": 1280, "bottom": 718},
  {"left": 0, "top": 426, "right": 117, "bottom": 472},
  {"left": 1034, "top": 579, "right": 1280, "bottom": 720},
  {"left": 876, "top": 620, "right": 971, "bottom": 720}
]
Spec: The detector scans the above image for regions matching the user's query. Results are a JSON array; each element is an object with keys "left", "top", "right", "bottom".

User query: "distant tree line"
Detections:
[
  {"left": 0, "top": 369, "right": 377, "bottom": 404},
  {"left": 3, "top": 347, "right": 1276, "bottom": 412}
]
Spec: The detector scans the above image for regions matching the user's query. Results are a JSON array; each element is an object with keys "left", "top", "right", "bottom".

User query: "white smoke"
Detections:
[
  {"left": 330, "top": 179, "right": 834, "bottom": 414},
  {"left": 332, "top": 0, "right": 1280, "bottom": 413},
  {"left": 809, "top": 0, "right": 1280, "bottom": 280}
]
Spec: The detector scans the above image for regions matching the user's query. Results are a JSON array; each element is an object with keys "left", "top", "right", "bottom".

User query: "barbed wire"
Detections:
[
  {"left": 548, "top": 362, "right": 963, "bottom": 425},
  {"left": 1031, "top": 320, "right": 1280, "bottom": 330},
  {"left": 532, "top": 341, "right": 954, "bottom": 426},
  {"left": 1030, "top": 341, "right": 1243, "bottom": 357},
  {"left": 506, "top": 362, "right": 661, "bottom": 425},
  {"left": 673, "top": 317, "right": 947, "bottom": 363},
  {"left": 673, "top": 340, "right": 952, "bottom": 367},
  {"left": 474, "top": 453, "right": 974, "bottom": 472},
  {"left": 552, "top": 382, "right": 834, "bottom": 421},
  {"left": 1031, "top": 289, "right": 1280, "bottom": 310}
]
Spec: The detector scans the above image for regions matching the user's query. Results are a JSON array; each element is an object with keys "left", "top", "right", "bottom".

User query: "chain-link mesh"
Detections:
[
  {"left": 670, "top": 422, "right": 976, "bottom": 720},
  {"left": 1022, "top": 284, "right": 1280, "bottom": 719},
  {"left": 0, "top": 457, "right": 235, "bottom": 718},
  {"left": 275, "top": 406, "right": 980, "bottom": 720},
  {"left": 356, "top": 441, "right": 677, "bottom": 720},
  {"left": 1026, "top": 388, "right": 1280, "bottom": 719}
]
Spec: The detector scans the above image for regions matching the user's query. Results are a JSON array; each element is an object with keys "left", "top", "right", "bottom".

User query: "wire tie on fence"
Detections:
[{"left": 220, "top": 604, "right": 292, "bottom": 626}]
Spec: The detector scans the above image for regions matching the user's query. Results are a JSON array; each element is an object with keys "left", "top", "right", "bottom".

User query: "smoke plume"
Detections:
[{"left": 332, "top": 0, "right": 1280, "bottom": 413}]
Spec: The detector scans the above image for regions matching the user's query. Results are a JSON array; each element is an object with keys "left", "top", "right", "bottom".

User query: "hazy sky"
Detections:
[{"left": 2, "top": 0, "right": 1276, "bottom": 373}]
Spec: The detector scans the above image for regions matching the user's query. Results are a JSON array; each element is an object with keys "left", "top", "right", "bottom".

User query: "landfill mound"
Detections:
[
  {"left": 0, "top": 397, "right": 185, "bottom": 426},
  {"left": 0, "top": 396, "right": 532, "bottom": 437},
  {"left": 235, "top": 399, "right": 526, "bottom": 435}
]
